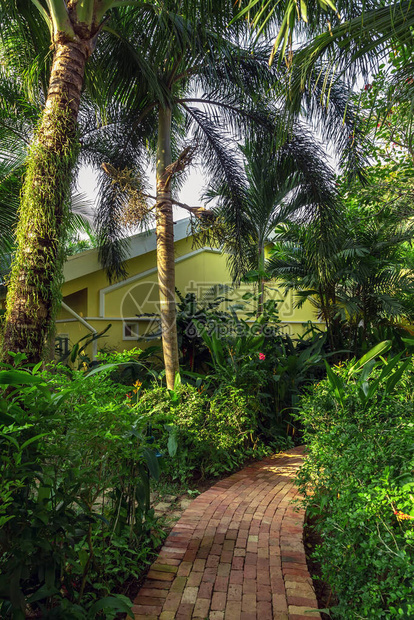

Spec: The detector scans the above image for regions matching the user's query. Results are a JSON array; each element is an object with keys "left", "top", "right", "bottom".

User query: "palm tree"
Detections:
[
  {"left": 0, "top": 64, "right": 96, "bottom": 278},
  {"left": 89, "top": 0, "right": 370, "bottom": 385},
  {"left": 238, "top": 0, "right": 414, "bottom": 125},
  {"left": 0, "top": 0, "right": 132, "bottom": 363},
  {"left": 0, "top": 0, "right": 249, "bottom": 367},
  {"left": 291, "top": 2, "right": 414, "bottom": 88},
  {"left": 268, "top": 193, "right": 414, "bottom": 353},
  {"left": 204, "top": 132, "right": 339, "bottom": 315},
  {"left": 83, "top": 8, "right": 278, "bottom": 387},
  {"left": 236, "top": 0, "right": 413, "bottom": 66}
]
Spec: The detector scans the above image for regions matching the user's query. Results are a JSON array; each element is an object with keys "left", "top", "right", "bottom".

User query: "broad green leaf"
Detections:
[
  {"left": 78, "top": 549, "right": 89, "bottom": 570},
  {"left": 169, "top": 390, "right": 180, "bottom": 407},
  {"left": 324, "top": 361, "right": 345, "bottom": 406},
  {"left": 349, "top": 341, "right": 392, "bottom": 376},
  {"left": 386, "top": 359, "right": 410, "bottom": 394},
  {"left": 143, "top": 448, "right": 160, "bottom": 482},
  {"left": 88, "top": 595, "right": 134, "bottom": 618},
  {"left": 70, "top": 343, "right": 79, "bottom": 364},
  {"left": 173, "top": 372, "right": 181, "bottom": 391},
  {"left": 26, "top": 584, "right": 60, "bottom": 604},
  {"left": 359, "top": 358, "right": 376, "bottom": 383},
  {"left": 378, "top": 352, "right": 403, "bottom": 381},
  {"left": 167, "top": 429, "right": 178, "bottom": 457},
  {"left": 21, "top": 433, "right": 47, "bottom": 451},
  {"left": 300, "top": 0, "right": 308, "bottom": 22},
  {"left": 85, "top": 363, "right": 122, "bottom": 377},
  {"left": 0, "top": 370, "right": 45, "bottom": 385}
]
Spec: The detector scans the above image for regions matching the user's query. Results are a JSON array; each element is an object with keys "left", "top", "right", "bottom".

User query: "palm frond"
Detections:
[{"left": 293, "top": 1, "right": 414, "bottom": 89}]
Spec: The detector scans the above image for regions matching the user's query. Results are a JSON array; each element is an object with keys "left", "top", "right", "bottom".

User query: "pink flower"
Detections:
[{"left": 259, "top": 353, "right": 266, "bottom": 361}]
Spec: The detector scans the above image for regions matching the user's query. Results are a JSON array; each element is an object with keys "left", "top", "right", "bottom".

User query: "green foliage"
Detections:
[
  {"left": 268, "top": 56, "right": 414, "bottom": 352},
  {"left": 94, "top": 346, "right": 163, "bottom": 391},
  {"left": 0, "top": 357, "right": 163, "bottom": 618},
  {"left": 356, "top": 48, "right": 414, "bottom": 172},
  {"left": 142, "top": 286, "right": 327, "bottom": 442},
  {"left": 2, "top": 102, "right": 79, "bottom": 360},
  {"left": 66, "top": 226, "right": 98, "bottom": 257},
  {"left": 57, "top": 324, "right": 112, "bottom": 368},
  {"left": 204, "top": 132, "right": 339, "bottom": 285},
  {"left": 269, "top": 189, "right": 414, "bottom": 357},
  {"left": 297, "top": 347, "right": 414, "bottom": 618},
  {"left": 235, "top": 0, "right": 337, "bottom": 66},
  {"left": 135, "top": 383, "right": 272, "bottom": 482},
  {"left": 192, "top": 303, "right": 329, "bottom": 441},
  {"left": 175, "top": 286, "right": 235, "bottom": 372}
]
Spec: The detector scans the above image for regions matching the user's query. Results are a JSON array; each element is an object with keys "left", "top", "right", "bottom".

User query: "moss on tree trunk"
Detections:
[{"left": 1, "top": 39, "right": 90, "bottom": 363}]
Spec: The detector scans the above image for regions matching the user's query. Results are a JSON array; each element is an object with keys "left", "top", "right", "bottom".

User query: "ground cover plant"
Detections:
[
  {"left": 0, "top": 354, "right": 164, "bottom": 618},
  {"left": 297, "top": 343, "right": 414, "bottom": 618}
]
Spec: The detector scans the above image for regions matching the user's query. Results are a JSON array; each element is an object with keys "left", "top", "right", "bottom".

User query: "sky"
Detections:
[{"left": 77, "top": 163, "right": 207, "bottom": 225}]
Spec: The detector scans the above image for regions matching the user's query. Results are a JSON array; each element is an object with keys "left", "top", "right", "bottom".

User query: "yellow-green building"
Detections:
[{"left": 54, "top": 218, "right": 321, "bottom": 358}]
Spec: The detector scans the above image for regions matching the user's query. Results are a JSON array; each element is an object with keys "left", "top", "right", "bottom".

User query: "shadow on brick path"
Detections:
[{"left": 133, "top": 446, "right": 321, "bottom": 620}]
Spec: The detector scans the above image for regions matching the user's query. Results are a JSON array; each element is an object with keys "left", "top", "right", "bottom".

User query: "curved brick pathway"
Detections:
[{"left": 133, "top": 446, "right": 321, "bottom": 620}]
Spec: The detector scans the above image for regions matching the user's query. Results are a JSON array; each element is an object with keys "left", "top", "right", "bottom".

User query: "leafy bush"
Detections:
[
  {"left": 95, "top": 346, "right": 163, "bottom": 388},
  {"left": 135, "top": 382, "right": 273, "bottom": 481},
  {"left": 193, "top": 309, "right": 328, "bottom": 441},
  {"left": 0, "top": 355, "right": 163, "bottom": 619},
  {"left": 297, "top": 345, "right": 414, "bottom": 618}
]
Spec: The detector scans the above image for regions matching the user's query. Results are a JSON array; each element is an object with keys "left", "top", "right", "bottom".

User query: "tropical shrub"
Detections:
[
  {"left": 268, "top": 170, "right": 414, "bottom": 359},
  {"left": 0, "top": 355, "right": 163, "bottom": 619},
  {"left": 193, "top": 308, "right": 328, "bottom": 442},
  {"left": 297, "top": 345, "right": 414, "bottom": 618},
  {"left": 95, "top": 346, "right": 163, "bottom": 388},
  {"left": 175, "top": 286, "right": 235, "bottom": 373},
  {"left": 135, "top": 382, "right": 273, "bottom": 481}
]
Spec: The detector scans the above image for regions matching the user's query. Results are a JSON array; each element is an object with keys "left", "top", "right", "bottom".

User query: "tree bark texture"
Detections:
[
  {"left": 1, "top": 39, "right": 90, "bottom": 363},
  {"left": 156, "top": 106, "right": 180, "bottom": 389},
  {"left": 257, "top": 243, "right": 265, "bottom": 317}
]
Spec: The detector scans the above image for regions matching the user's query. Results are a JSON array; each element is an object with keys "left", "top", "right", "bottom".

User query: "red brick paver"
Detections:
[{"left": 133, "top": 446, "right": 321, "bottom": 619}]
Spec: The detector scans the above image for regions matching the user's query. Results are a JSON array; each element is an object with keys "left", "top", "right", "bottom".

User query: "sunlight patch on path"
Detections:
[{"left": 133, "top": 446, "right": 321, "bottom": 620}]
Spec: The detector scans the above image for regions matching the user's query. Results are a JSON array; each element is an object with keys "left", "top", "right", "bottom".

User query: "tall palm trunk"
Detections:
[
  {"left": 156, "top": 105, "right": 179, "bottom": 389},
  {"left": 257, "top": 242, "right": 265, "bottom": 316},
  {"left": 1, "top": 39, "right": 90, "bottom": 363}
]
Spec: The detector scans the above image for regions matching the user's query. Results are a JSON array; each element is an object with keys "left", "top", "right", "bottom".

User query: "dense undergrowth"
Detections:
[
  {"left": 137, "top": 382, "right": 273, "bottom": 481},
  {"left": 297, "top": 344, "right": 414, "bottom": 619},
  {"left": 3, "top": 316, "right": 414, "bottom": 618},
  {"left": 0, "top": 355, "right": 164, "bottom": 619},
  {"left": 0, "top": 327, "right": 297, "bottom": 617}
]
